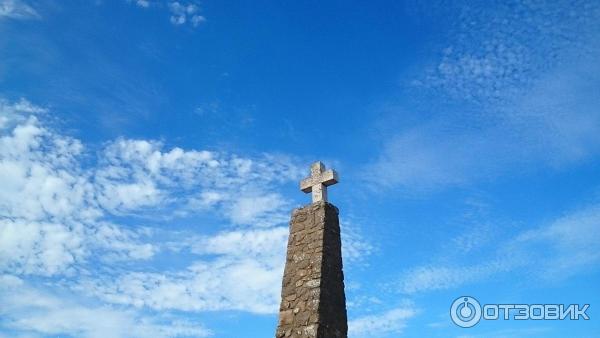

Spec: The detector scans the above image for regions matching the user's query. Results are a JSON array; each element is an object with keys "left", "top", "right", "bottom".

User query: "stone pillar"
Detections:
[{"left": 275, "top": 201, "right": 347, "bottom": 338}]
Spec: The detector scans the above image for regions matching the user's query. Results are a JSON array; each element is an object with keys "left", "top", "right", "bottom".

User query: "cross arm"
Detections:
[
  {"left": 299, "top": 169, "right": 339, "bottom": 193},
  {"left": 320, "top": 169, "right": 339, "bottom": 186},
  {"left": 300, "top": 177, "right": 314, "bottom": 192}
]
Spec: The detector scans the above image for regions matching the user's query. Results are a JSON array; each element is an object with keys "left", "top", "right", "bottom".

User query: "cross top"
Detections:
[{"left": 300, "top": 161, "right": 339, "bottom": 203}]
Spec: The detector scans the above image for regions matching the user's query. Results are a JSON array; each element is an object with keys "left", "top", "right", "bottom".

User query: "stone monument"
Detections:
[{"left": 275, "top": 161, "right": 348, "bottom": 338}]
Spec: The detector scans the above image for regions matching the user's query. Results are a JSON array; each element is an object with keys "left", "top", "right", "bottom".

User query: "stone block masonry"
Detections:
[{"left": 275, "top": 201, "right": 347, "bottom": 338}]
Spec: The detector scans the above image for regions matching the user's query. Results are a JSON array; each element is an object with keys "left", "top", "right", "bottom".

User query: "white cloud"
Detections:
[
  {"left": 0, "top": 97, "right": 374, "bottom": 335},
  {"left": 0, "top": 218, "right": 85, "bottom": 276},
  {"left": 168, "top": 1, "right": 205, "bottom": 26},
  {"left": 0, "top": 101, "right": 301, "bottom": 232},
  {"left": 0, "top": 101, "right": 155, "bottom": 276},
  {"left": 349, "top": 305, "right": 418, "bottom": 338},
  {"left": 92, "top": 222, "right": 156, "bottom": 262},
  {"left": 133, "top": 0, "right": 151, "bottom": 8},
  {"left": 0, "top": 103, "right": 94, "bottom": 276},
  {"left": 90, "top": 218, "right": 378, "bottom": 315},
  {"left": 511, "top": 204, "right": 600, "bottom": 279},
  {"left": 398, "top": 202, "right": 600, "bottom": 293},
  {"left": 0, "top": 0, "right": 39, "bottom": 19},
  {"left": 103, "top": 219, "right": 376, "bottom": 315},
  {"left": 95, "top": 138, "right": 302, "bottom": 225},
  {"left": 126, "top": 0, "right": 206, "bottom": 26},
  {"left": 370, "top": 68, "right": 600, "bottom": 191},
  {"left": 399, "top": 261, "right": 516, "bottom": 294},
  {"left": 0, "top": 275, "right": 211, "bottom": 338},
  {"left": 0, "top": 96, "right": 301, "bottom": 249},
  {"left": 0, "top": 114, "right": 97, "bottom": 223},
  {"left": 0, "top": 97, "right": 305, "bottom": 336},
  {"left": 367, "top": 125, "right": 477, "bottom": 191},
  {"left": 341, "top": 219, "right": 375, "bottom": 265},
  {"left": 193, "top": 226, "right": 288, "bottom": 261},
  {"left": 78, "top": 226, "right": 289, "bottom": 314},
  {"left": 415, "top": 1, "right": 600, "bottom": 105},
  {"left": 228, "top": 193, "right": 288, "bottom": 226},
  {"left": 370, "top": 2, "right": 600, "bottom": 191}
]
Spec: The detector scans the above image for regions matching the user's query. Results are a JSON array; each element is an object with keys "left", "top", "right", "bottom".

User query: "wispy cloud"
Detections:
[
  {"left": 399, "top": 261, "right": 515, "bottom": 294},
  {"left": 414, "top": 1, "right": 600, "bottom": 105},
  {"left": 0, "top": 275, "right": 212, "bottom": 338},
  {"left": 168, "top": 1, "right": 205, "bottom": 26},
  {"left": 348, "top": 303, "right": 418, "bottom": 338},
  {"left": 128, "top": 0, "right": 205, "bottom": 27},
  {"left": 368, "top": 1, "right": 600, "bottom": 191},
  {"left": 0, "top": 98, "right": 377, "bottom": 334},
  {"left": 94, "top": 137, "right": 302, "bottom": 225},
  {"left": 77, "top": 226, "right": 289, "bottom": 314},
  {"left": 0, "top": 98, "right": 304, "bottom": 334},
  {"left": 341, "top": 218, "right": 375, "bottom": 265},
  {"left": 131, "top": 0, "right": 151, "bottom": 8},
  {"left": 0, "top": 0, "right": 39, "bottom": 20},
  {"left": 398, "top": 202, "right": 600, "bottom": 293},
  {"left": 76, "top": 220, "right": 377, "bottom": 315}
]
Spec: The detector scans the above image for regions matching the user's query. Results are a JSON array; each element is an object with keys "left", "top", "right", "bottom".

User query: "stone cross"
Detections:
[{"left": 300, "top": 162, "right": 339, "bottom": 203}]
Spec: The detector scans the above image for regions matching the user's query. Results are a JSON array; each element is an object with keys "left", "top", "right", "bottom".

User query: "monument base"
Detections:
[{"left": 275, "top": 201, "right": 347, "bottom": 338}]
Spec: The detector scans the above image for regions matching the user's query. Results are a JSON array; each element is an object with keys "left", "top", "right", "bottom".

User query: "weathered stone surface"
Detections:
[
  {"left": 299, "top": 162, "right": 339, "bottom": 203},
  {"left": 275, "top": 201, "right": 347, "bottom": 338}
]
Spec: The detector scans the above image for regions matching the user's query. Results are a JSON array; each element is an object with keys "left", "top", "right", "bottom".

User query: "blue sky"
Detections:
[{"left": 1, "top": 0, "right": 599, "bottom": 337}]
